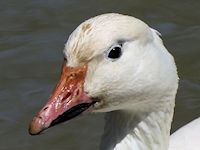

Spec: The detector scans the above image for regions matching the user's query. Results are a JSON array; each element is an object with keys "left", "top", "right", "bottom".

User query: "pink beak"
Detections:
[{"left": 29, "top": 60, "right": 94, "bottom": 135}]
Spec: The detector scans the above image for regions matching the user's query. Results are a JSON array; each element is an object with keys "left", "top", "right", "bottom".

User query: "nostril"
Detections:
[
  {"left": 62, "top": 92, "right": 71, "bottom": 102},
  {"left": 43, "top": 107, "right": 48, "bottom": 111}
]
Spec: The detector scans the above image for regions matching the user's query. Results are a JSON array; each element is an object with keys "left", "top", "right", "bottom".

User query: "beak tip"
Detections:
[{"left": 28, "top": 117, "right": 45, "bottom": 136}]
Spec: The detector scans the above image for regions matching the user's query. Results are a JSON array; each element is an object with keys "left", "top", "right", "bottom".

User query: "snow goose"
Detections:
[{"left": 29, "top": 13, "right": 200, "bottom": 150}]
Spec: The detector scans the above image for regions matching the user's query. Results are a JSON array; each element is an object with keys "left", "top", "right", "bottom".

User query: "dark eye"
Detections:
[{"left": 107, "top": 44, "right": 122, "bottom": 59}]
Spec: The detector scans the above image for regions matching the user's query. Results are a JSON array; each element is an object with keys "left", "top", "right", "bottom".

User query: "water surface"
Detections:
[{"left": 0, "top": 0, "right": 200, "bottom": 149}]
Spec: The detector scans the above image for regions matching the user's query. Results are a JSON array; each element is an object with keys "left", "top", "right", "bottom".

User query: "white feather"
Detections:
[{"left": 63, "top": 13, "right": 200, "bottom": 150}]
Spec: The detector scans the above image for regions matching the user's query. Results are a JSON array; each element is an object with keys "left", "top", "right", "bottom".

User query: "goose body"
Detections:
[
  {"left": 169, "top": 118, "right": 200, "bottom": 150},
  {"left": 29, "top": 13, "right": 200, "bottom": 150}
]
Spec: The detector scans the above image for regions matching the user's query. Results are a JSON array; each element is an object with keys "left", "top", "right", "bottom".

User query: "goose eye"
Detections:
[{"left": 107, "top": 44, "right": 122, "bottom": 59}]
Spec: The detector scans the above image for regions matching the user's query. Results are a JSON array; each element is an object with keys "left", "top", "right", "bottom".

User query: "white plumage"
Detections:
[{"left": 63, "top": 13, "right": 200, "bottom": 150}]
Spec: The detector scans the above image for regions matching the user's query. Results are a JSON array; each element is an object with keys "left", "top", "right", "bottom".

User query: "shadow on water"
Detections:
[{"left": 0, "top": 0, "right": 199, "bottom": 149}]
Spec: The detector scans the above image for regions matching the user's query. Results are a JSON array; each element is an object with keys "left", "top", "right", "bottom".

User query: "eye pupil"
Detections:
[{"left": 108, "top": 46, "right": 122, "bottom": 59}]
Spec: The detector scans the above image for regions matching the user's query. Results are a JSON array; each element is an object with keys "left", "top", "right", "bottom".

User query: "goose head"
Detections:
[{"left": 29, "top": 13, "right": 178, "bottom": 135}]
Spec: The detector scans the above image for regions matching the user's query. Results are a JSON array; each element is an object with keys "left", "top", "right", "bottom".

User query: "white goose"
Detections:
[{"left": 29, "top": 13, "right": 200, "bottom": 150}]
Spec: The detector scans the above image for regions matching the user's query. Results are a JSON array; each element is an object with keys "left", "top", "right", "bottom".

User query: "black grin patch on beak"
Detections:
[{"left": 50, "top": 102, "right": 96, "bottom": 127}]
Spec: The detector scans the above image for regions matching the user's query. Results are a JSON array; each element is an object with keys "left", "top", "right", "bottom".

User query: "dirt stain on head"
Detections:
[{"left": 82, "top": 23, "right": 92, "bottom": 34}]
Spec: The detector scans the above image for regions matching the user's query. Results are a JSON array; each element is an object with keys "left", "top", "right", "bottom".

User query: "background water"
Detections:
[{"left": 0, "top": 0, "right": 200, "bottom": 149}]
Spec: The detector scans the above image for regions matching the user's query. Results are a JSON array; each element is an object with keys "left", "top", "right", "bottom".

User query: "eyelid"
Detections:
[
  {"left": 108, "top": 41, "right": 124, "bottom": 51},
  {"left": 107, "top": 44, "right": 122, "bottom": 54}
]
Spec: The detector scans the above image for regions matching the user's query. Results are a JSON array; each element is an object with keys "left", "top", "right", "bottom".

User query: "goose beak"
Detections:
[{"left": 29, "top": 60, "right": 94, "bottom": 135}]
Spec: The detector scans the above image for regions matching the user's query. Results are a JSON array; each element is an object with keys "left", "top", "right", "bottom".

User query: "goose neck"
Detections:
[{"left": 100, "top": 102, "right": 174, "bottom": 150}]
